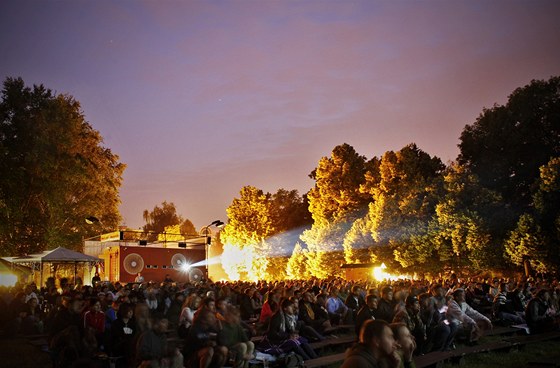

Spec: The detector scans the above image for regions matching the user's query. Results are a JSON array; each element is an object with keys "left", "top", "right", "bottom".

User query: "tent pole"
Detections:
[{"left": 40, "top": 261, "right": 43, "bottom": 288}]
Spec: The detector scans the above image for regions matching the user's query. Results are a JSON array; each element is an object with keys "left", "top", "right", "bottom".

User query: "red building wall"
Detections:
[{"left": 104, "top": 245, "right": 205, "bottom": 283}]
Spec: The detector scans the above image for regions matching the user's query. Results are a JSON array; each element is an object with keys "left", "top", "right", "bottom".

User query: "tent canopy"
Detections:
[{"left": 6, "top": 247, "right": 100, "bottom": 264}]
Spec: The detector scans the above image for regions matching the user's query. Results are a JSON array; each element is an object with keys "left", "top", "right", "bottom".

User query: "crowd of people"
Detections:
[{"left": 0, "top": 272, "right": 559, "bottom": 368}]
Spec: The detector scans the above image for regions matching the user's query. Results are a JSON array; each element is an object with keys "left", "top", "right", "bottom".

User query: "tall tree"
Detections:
[
  {"left": 458, "top": 76, "right": 560, "bottom": 213},
  {"left": 0, "top": 77, "right": 124, "bottom": 255},
  {"left": 142, "top": 201, "right": 182, "bottom": 241},
  {"left": 367, "top": 144, "right": 445, "bottom": 271},
  {"left": 221, "top": 186, "right": 274, "bottom": 280},
  {"left": 302, "top": 143, "right": 370, "bottom": 278}
]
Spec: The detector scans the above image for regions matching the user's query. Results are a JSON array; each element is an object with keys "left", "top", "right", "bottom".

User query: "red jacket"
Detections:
[{"left": 84, "top": 310, "right": 105, "bottom": 334}]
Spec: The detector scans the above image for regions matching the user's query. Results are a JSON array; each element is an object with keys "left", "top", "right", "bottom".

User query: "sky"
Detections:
[{"left": 1, "top": 0, "right": 560, "bottom": 231}]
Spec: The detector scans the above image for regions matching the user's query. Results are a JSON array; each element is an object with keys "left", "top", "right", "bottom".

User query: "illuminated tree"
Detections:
[
  {"left": 303, "top": 143, "right": 371, "bottom": 277},
  {"left": 0, "top": 78, "right": 124, "bottom": 255},
  {"left": 221, "top": 186, "right": 274, "bottom": 280},
  {"left": 428, "top": 164, "right": 502, "bottom": 271},
  {"left": 286, "top": 242, "right": 308, "bottom": 279},
  {"left": 505, "top": 214, "right": 548, "bottom": 273},
  {"left": 366, "top": 144, "right": 445, "bottom": 271}
]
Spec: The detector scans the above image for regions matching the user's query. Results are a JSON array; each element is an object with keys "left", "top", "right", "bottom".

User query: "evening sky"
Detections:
[{"left": 1, "top": 0, "right": 559, "bottom": 229}]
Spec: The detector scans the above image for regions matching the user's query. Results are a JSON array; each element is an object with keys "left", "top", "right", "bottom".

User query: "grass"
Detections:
[{"left": 442, "top": 340, "right": 560, "bottom": 368}]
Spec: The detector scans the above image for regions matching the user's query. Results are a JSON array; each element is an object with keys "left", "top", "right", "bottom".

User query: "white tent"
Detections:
[{"left": 4, "top": 247, "right": 101, "bottom": 286}]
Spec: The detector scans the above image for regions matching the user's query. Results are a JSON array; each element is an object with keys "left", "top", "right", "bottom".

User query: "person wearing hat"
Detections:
[{"left": 392, "top": 295, "right": 425, "bottom": 355}]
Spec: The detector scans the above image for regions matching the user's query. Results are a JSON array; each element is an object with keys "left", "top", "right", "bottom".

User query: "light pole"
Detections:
[{"left": 201, "top": 220, "right": 225, "bottom": 280}]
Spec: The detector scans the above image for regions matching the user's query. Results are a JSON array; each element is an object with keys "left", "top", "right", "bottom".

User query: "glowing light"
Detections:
[
  {"left": 372, "top": 263, "right": 407, "bottom": 281},
  {"left": 0, "top": 273, "right": 18, "bottom": 287},
  {"left": 179, "top": 262, "right": 191, "bottom": 273}
]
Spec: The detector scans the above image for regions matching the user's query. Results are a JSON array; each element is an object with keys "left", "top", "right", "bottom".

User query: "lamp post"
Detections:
[{"left": 201, "top": 220, "right": 225, "bottom": 280}]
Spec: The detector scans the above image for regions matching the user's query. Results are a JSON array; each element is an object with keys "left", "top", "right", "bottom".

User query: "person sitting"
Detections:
[
  {"left": 355, "top": 294, "right": 378, "bottom": 336},
  {"left": 184, "top": 308, "right": 228, "bottom": 368},
  {"left": 178, "top": 294, "right": 201, "bottom": 338},
  {"left": 418, "top": 292, "right": 453, "bottom": 352},
  {"left": 299, "top": 291, "right": 331, "bottom": 334},
  {"left": 259, "top": 288, "right": 281, "bottom": 329},
  {"left": 83, "top": 297, "right": 106, "bottom": 349},
  {"left": 326, "top": 287, "right": 350, "bottom": 325},
  {"left": 446, "top": 288, "right": 492, "bottom": 344},
  {"left": 492, "top": 282, "right": 525, "bottom": 326},
  {"left": 264, "top": 298, "right": 317, "bottom": 360},
  {"left": 392, "top": 295, "right": 425, "bottom": 355},
  {"left": 345, "top": 285, "right": 366, "bottom": 319},
  {"left": 109, "top": 303, "right": 136, "bottom": 367},
  {"left": 135, "top": 316, "right": 183, "bottom": 368},
  {"left": 341, "top": 319, "right": 401, "bottom": 368},
  {"left": 390, "top": 323, "right": 417, "bottom": 368},
  {"left": 525, "top": 289, "right": 560, "bottom": 334},
  {"left": 19, "top": 296, "right": 45, "bottom": 335},
  {"left": 218, "top": 306, "right": 255, "bottom": 368},
  {"left": 375, "top": 286, "right": 396, "bottom": 323}
]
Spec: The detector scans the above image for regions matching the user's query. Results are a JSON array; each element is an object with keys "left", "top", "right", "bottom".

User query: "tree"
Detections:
[
  {"left": 221, "top": 186, "right": 274, "bottom": 280},
  {"left": 286, "top": 242, "right": 309, "bottom": 279},
  {"left": 307, "top": 143, "right": 370, "bottom": 225},
  {"left": 366, "top": 144, "right": 445, "bottom": 272},
  {"left": 429, "top": 164, "right": 502, "bottom": 272},
  {"left": 458, "top": 76, "right": 560, "bottom": 213},
  {"left": 142, "top": 201, "right": 182, "bottom": 241},
  {"left": 505, "top": 214, "right": 549, "bottom": 273},
  {"left": 269, "top": 189, "right": 312, "bottom": 233},
  {"left": 0, "top": 77, "right": 125, "bottom": 255},
  {"left": 303, "top": 143, "right": 371, "bottom": 278}
]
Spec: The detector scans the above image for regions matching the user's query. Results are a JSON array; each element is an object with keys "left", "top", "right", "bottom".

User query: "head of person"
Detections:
[
  {"left": 418, "top": 292, "right": 433, "bottom": 310},
  {"left": 360, "top": 320, "right": 398, "bottom": 360},
  {"left": 536, "top": 289, "right": 551, "bottom": 302},
  {"left": 432, "top": 284, "right": 444, "bottom": 298},
  {"left": 224, "top": 305, "right": 241, "bottom": 325},
  {"left": 201, "top": 296, "right": 216, "bottom": 312},
  {"left": 195, "top": 308, "right": 217, "bottom": 328},
  {"left": 366, "top": 294, "right": 379, "bottom": 309},
  {"left": 390, "top": 323, "right": 416, "bottom": 361},
  {"left": 452, "top": 288, "right": 466, "bottom": 303},
  {"left": 118, "top": 303, "right": 134, "bottom": 320},
  {"left": 281, "top": 298, "right": 296, "bottom": 315},
  {"left": 406, "top": 295, "right": 420, "bottom": 314},
  {"left": 152, "top": 316, "right": 169, "bottom": 334},
  {"left": 381, "top": 286, "right": 393, "bottom": 301}
]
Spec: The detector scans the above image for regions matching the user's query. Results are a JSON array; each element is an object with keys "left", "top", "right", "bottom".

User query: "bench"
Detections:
[
  {"left": 503, "top": 330, "right": 560, "bottom": 348},
  {"left": 485, "top": 326, "right": 522, "bottom": 337},
  {"left": 414, "top": 341, "right": 513, "bottom": 368},
  {"left": 309, "top": 334, "right": 356, "bottom": 351},
  {"left": 303, "top": 352, "right": 346, "bottom": 368}
]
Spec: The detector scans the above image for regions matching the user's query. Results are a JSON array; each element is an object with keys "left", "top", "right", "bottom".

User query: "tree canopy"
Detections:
[{"left": 0, "top": 77, "right": 125, "bottom": 255}]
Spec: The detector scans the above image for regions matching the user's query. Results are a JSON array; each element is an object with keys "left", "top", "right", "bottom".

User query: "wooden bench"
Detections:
[
  {"left": 303, "top": 352, "right": 346, "bottom": 368},
  {"left": 414, "top": 341, "right": 513, "bottom": 368},
  {"left": 485, "top": 326, "right": 522, "bottom": 337},
  {"left": 503, "top": 330, "right": 560, "bottom": 348},
  {"left": 309, "top": 334, "right": 355, "bottom": 351}
]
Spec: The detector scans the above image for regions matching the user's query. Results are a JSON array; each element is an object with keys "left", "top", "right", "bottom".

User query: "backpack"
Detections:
[{"left": 275, "top": 352, "right": 304, "bottom": 368}]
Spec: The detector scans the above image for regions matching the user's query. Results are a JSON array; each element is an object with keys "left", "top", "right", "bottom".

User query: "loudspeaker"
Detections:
[
  {"left": 178, "top": 242, "right": 187, "bottom": 248},
  {"left": 139, "top": 240, "right": 148, "bottom": 246}
]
